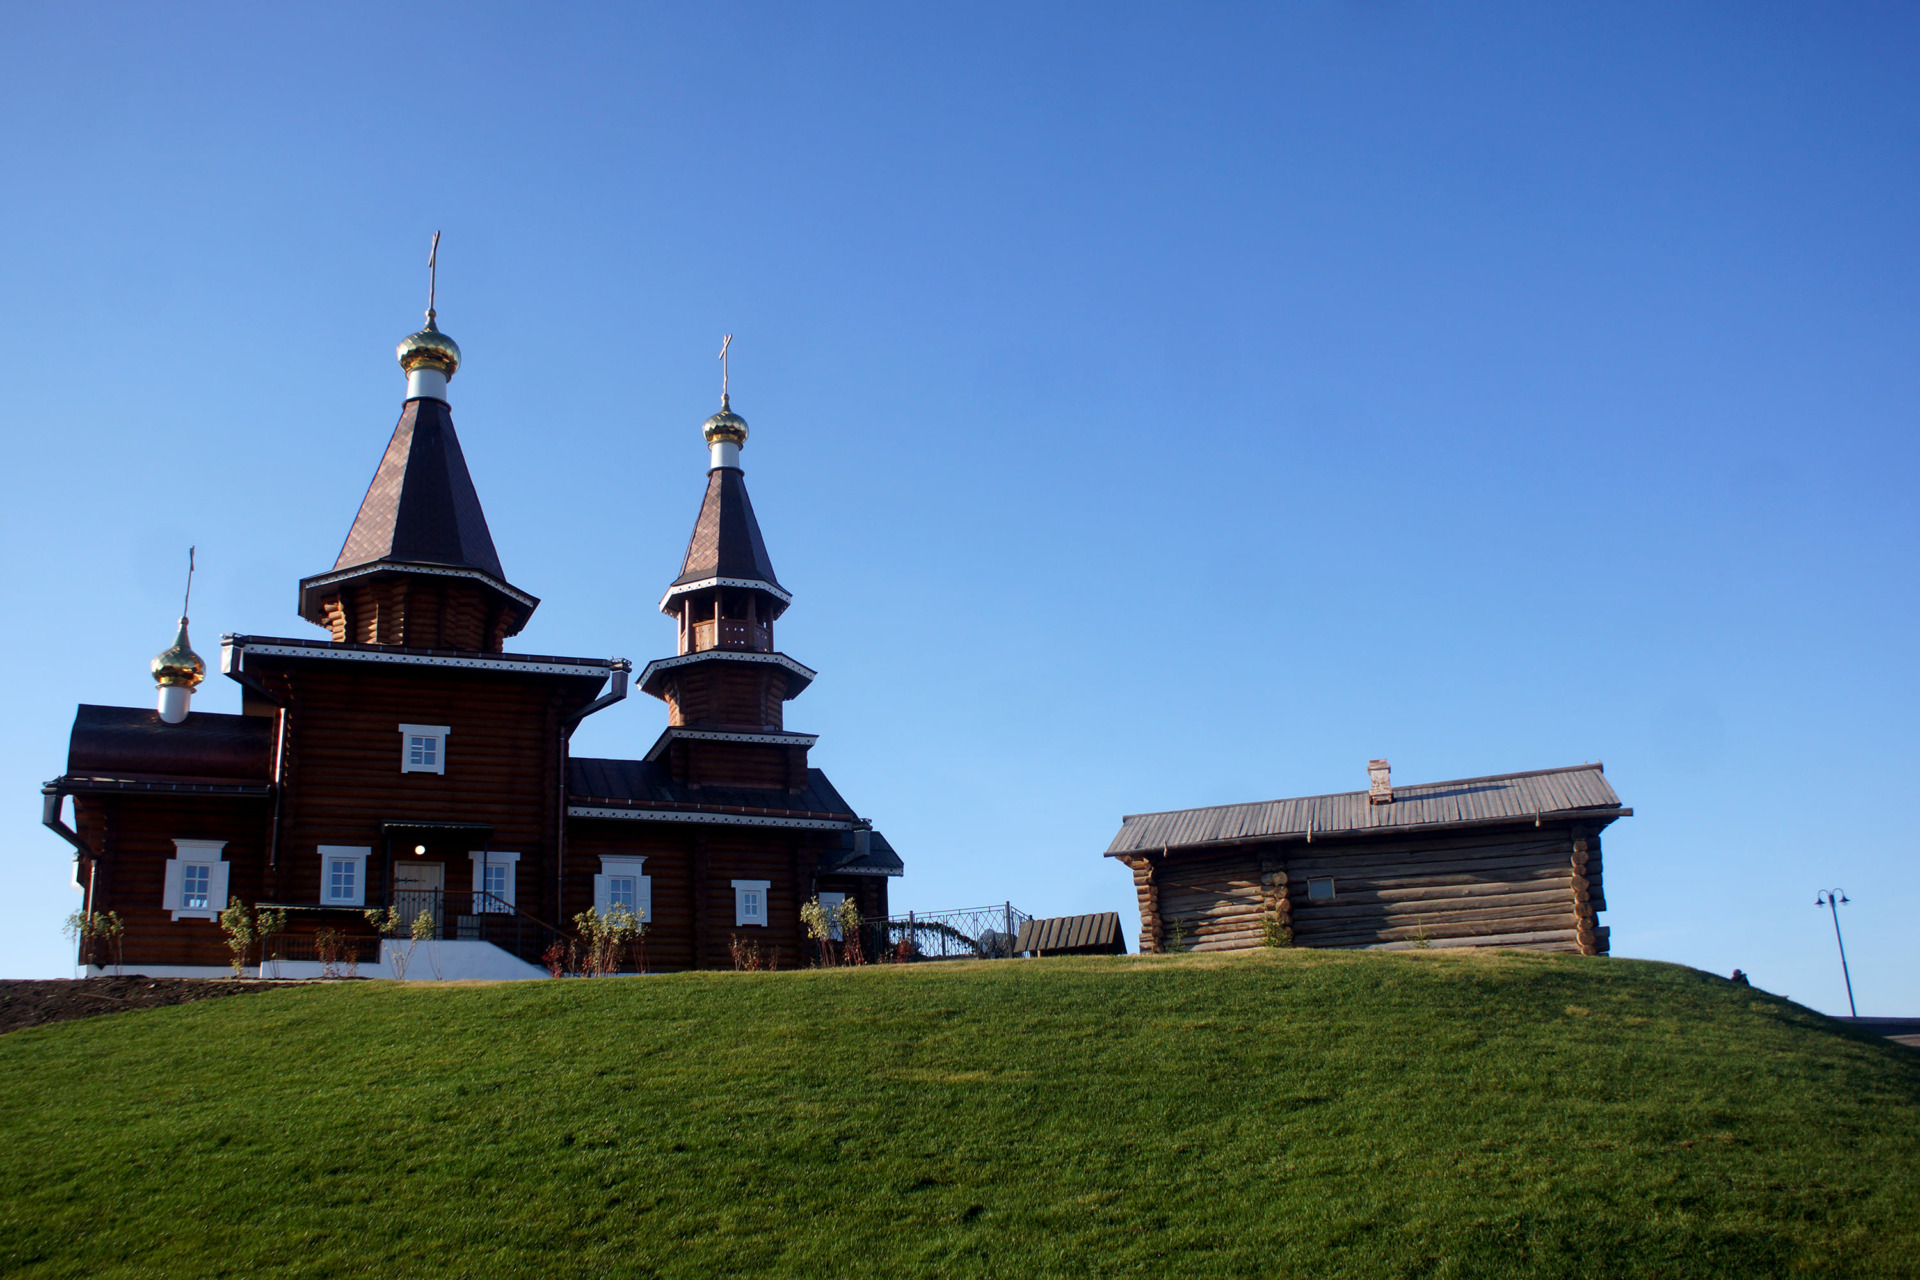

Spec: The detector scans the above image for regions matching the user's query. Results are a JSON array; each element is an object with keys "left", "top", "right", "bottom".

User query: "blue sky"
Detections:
[{"left": 2, "top": 3, "right": 1914, "bottom": 1012}]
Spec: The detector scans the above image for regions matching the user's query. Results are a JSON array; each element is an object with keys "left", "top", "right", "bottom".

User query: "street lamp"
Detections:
[{"left": 1814, "top": 889, "right": 1856, "bottom": 1018}]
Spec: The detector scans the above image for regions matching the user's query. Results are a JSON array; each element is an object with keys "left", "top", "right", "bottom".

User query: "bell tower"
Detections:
[{"left": 638, "top": 371, "right": 819, "bottom": 790}]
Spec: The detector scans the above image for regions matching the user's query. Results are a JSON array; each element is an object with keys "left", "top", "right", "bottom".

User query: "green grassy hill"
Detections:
[{"left": 1, "top": 950, "right": 1915, "bottom": 1279}]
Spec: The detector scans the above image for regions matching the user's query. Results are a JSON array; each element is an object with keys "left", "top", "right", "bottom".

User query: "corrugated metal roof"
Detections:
[
  {"left": 1015, "top": 913, "right": 1126, "bottom": 955},
  {"left": 1105, "top": 764, "right": 1623, "bottom": 856}
]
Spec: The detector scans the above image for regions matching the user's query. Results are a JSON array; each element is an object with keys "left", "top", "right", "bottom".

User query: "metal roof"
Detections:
[
  {"left": 65, "top": 704, "right": 273, "bottom": 784},
  {"left": 566, "top": 756, "right": 902, "bottom": 875},
  {"left": 1105, "top": 764, "right": 1626, "bottom": 856}
]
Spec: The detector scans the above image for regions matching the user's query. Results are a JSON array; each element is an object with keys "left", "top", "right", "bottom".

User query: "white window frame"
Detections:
[
  {"left": 1307, "top": 877, "right": 1337, "bottom": 903},
  {"left": 818, "top": 890, "right": 847, "bottom": 940},
  {"left": 163, "top": 839, "right": 229, "bottom": 921},
  {"left": 468, "top": 849, "right": 522, "bottom": 913},
  {"left": 733, "top": 879, "right": 771, "bottom": 928},
  {"left": 593, "top": 856, "right": 651, "bottom": 923},
  {"left": 399, "top": 723, "right": 450, "bottom": 775},
  {"left": 319, "top": 845, "right": 371, "bottom": 907}
]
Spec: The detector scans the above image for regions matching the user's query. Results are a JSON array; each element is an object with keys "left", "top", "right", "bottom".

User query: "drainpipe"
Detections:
[{"left": 223, "top": 637, "right": 290, "bottom": 875}]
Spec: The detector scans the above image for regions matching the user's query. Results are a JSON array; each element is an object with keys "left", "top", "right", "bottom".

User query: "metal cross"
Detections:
[
  {"left": 717, "top": 333, "right": 733, "bottom": 402},
  {"left": 427, "top": 230, "right": 441, "bottom": 321},
  {"left": 182, "top": 546, "right": 196, "bottom": 618}
]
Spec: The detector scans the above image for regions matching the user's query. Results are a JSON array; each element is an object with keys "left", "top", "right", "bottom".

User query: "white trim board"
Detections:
[
  {"left": 568, "top": 805, "right": 854, "bottom": 831},
  {"left": 225, "top": 640, "right": 620, "bottom": 681}
]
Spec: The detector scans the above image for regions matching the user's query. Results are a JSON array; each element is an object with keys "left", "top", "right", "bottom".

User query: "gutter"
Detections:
[{"left": 40, "top": 784, "right": 88, "bottom": 856}]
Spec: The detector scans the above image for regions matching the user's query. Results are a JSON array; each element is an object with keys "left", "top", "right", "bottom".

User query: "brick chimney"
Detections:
[{"left": 1368, "top": 759, "right": 1392, "bottom": 805}]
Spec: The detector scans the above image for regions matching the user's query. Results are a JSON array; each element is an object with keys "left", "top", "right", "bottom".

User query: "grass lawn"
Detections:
[{"left": 0, "top": 949, "right": 1915, "bottom": 1278}]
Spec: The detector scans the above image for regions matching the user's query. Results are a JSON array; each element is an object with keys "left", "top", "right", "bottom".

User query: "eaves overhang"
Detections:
[
  {"left": 659, "top": 575, "right": 792, "bottom": 617},
  {"left": 568, "top": 798, "right": 855, "bottom": 832},
  {"left": 641, "top": 725, "right": 820, "bottom": 763},
  {"left": 636, "top": 649, "right": 817, "bottom": 700},
  {"left": 224, "top": 634, "right": 624, "bottom": 684},
  {"left": 297, "top": 560, "right": 541, "bottom": 630},
  {"left": 45, "top": 775, "right": 273, "bottom": 799}
]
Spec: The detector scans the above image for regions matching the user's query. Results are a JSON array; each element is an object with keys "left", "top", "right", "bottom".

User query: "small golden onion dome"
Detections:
[
  {"left": 702, "top": 394, "right": 749, "bottom": 447},
  {"left": 396, "top": 315, "right": 461, "bottom": 378},
  {"left": 152, "top": 618, "right": 206, "bottom": 690}
]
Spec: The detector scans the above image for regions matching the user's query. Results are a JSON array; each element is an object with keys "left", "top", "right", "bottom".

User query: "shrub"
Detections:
[
  {"left": 572, "top": 906, "right": 644, "bottom": 977},
  {"left": 313, "top": 928, "right": 358, "bottom": 979},
  {"left": 218, "top": 898, "right": 257, "bottom": 978},
  {"left": 62, "top": 910, "right": 125, "bottom": 975},
  {"left": 1261, "top": 914, "right": 1292, "bottom": 949}
]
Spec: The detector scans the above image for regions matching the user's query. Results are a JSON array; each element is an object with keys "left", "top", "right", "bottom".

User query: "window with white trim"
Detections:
[
  {"left": 319, "top": 846, "right": 371, "bottom": 907},
  {"left": 468, "top": 850, "right": 522, "bottom": 912},
  {"left": 398, "top": 723, "right": 450, "bottom": 775},
  {"left": 733, "top": 879, "right": 771, "bottom": 928},
  {"left": 162, "top": 839, "right": 229, "bottom": 921},
  {"left": 594, "top": 857, "right": 651, "bottom": 922}
]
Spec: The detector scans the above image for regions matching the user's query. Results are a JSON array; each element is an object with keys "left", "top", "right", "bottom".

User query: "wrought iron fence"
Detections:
[
  {"left": 883, "top": 903, "right": 1032, "bottom": 961},
  {"left": 373, "top": 889, "right": 566, "bottom": 969}
]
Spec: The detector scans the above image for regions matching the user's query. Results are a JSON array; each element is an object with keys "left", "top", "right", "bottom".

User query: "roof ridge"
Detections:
[{"left": 1117, "top": 762, "right": 1607, "bottom": 824}]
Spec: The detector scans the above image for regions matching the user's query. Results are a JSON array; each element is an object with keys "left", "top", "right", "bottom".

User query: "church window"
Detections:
[
  {"left": 468, "top": 850, "right": 522, "bottom": 912},
  {"left": 398, "top": 724, "right": 450, "bottom": 775},
  {"left": 594, "top": 857, "right": 651, "bottom": 922},
  {"left": 320, "top": 846, "right": 371, "bottom": 907},
  {"left": 733, "top": 879, "right": 772, "bottom": 927},
  {"left": 819, "top": 890, "right": 846, "bottom": 940},
  {"left": 162, "top": 839, "right": 228, "bottom": 921},
  {"left": 182, "top": 864, "right": 211, "bottom": 909}
]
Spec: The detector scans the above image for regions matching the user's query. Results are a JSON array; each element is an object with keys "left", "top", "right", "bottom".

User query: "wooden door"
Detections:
[{"left": 392, "top": 862, "right": 445, "bottom": 932}]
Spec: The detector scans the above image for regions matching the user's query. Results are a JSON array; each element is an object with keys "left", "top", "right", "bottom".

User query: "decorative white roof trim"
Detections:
[
  {"left": 825, "top": 865, "right": 903, "bottom": 878},
  {"left": 226, "top": 639, "right": 620, "bottom": 680},
  {"left": 658, "top": 576, "right": 792, "bottom": 612},
  {"left": 643, "top": 727, "right": 818, "bottom": 761},
  {"left": 638, "top": 650, "right": 817, "bottom": 684},
  {"left": 304, "top": 561, "right": 540, "bottom": 609},
  {"left": 568, "top": 805, "right": 854, "bottom": 832}
]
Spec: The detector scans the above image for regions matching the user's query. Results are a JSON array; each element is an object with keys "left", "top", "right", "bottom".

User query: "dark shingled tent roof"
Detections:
[
  {"left": 671, "top": 468, "right": 783, "bottom": 595},
  {"left": 334, "top": 397, "right": 505, "bottom": 576}
]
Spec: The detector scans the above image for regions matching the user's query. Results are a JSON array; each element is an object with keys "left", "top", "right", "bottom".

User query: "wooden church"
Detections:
[{"left": 42, "top": 296, "right": 901, "bottom": 978}]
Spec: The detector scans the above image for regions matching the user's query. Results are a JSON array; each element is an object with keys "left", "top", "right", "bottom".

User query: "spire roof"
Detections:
[
  {"left": 333, "top": 397, "right": 505, "bottom": 578},
  {"left": 665, "top": 467, "right": 786, "bottom": 604}
]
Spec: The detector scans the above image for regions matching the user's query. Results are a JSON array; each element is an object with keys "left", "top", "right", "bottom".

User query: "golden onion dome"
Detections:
[
  {"left": 396, "top": 315, "right": 461, "bottom": 378},
  {"left": 702, "top": 394, "right": 749, "bottom": 447},
  {"left": 152, "top": 618, "right": 206, "bottom": 690}
]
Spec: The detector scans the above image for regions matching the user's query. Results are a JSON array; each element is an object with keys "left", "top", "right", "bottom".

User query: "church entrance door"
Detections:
[{"left": 392, "top": 861, "right": 445, "bottom": 933}]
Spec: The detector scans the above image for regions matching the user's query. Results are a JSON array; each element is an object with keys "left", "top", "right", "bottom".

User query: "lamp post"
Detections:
[{"left": 1814, "top": 889, "right": 1856, "bottom": 1018}]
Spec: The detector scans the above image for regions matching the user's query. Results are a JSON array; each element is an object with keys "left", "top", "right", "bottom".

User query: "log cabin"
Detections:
[
  {"left": 1107, "top": 761, "right": 1628, "bottom": 955},
  {"left": 42, "top": 300, "right": 901, "bottom": 978}
]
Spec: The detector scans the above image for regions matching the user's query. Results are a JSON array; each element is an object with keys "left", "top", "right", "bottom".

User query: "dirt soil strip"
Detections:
[{"left": 0, "top": 977, "right": 292, "bottom": 1035}]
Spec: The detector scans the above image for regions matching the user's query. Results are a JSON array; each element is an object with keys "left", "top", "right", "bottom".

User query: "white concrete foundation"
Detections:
[{"left": 83, "top": 940, "right": 547, "bottom": 982}]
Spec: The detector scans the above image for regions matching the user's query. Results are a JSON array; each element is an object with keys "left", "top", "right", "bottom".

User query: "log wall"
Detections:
[
  {"left": 73, "top": 792, "right": 273, "bottom": 968},
  {"left": 564, "top": 820, "right": 882, "bottom": 971},
  {"left": 1131, "top": 824, "right": 1613, "bottom": 956}
]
